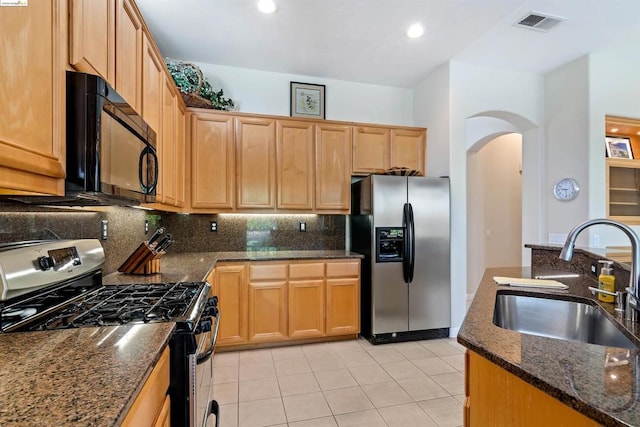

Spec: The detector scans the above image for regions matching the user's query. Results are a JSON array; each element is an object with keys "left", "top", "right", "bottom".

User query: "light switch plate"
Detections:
[
  {"left": 299, "top": 222, "right": 306, "bottom": 232},
  {"left": 548, "top": 233, "right": 567, "bottom": 245}
]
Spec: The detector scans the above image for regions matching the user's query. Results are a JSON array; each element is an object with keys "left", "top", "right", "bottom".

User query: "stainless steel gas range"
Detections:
[{"left": 0, "top": 239, "right": 220, "bottom": 427}]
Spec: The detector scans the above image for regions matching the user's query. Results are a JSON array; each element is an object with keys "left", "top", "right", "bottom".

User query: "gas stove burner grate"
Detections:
[{"left": 23, "top": 281, "right": 206, "bottom": 331}]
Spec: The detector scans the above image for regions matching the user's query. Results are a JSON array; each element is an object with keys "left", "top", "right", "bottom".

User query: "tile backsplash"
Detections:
[{"left": 0, "top": 204, "right": 346, "bottom": 274}]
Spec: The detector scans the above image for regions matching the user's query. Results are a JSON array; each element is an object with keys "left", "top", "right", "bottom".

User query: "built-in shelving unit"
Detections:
[{"left": 606, "top": 116, "right": 640, "bottom": 224}]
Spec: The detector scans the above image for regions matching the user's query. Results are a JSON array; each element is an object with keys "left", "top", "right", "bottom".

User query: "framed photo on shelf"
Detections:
[
  {"left": 290, "top": 82, "right": 325, "bottom": 119},
  {"left": 605, "top": 136, "right": 633, "bottom": 159}
]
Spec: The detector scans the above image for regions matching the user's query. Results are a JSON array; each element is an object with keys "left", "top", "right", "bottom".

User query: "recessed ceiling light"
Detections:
[
  {"left": 257, "top": 0, "right": 277, "bottom": 14},
  {"left": 610, "top": 128, "right": 619, "bottom": 133},
  {"left": 406, "top": 23, "right": 424, "bottom": 39}
]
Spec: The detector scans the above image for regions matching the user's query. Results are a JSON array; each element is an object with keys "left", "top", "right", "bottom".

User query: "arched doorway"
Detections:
[{"left": 464, "top": 112, "right": 540, "bottom": 302}]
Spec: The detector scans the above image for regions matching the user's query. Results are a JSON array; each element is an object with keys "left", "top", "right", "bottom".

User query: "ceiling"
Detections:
[{"left": 137, "top": 0, "right": 640, "bottom": 88}]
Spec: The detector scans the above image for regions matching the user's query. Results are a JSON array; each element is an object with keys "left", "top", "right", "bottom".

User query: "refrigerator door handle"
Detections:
[{"left": 403, "top": 202, "right": 416, "bottom": 283}]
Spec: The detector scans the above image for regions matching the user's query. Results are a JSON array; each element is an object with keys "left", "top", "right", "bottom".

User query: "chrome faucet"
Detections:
[{"left": 559, "top": 218, "right": 640, "bottom": 322}]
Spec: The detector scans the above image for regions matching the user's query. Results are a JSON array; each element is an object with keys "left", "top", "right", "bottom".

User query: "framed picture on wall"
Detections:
[
  {"left": 605, "top": 136, "right": 633, "bottom": 159},
  {"left": 290, "top": 82, "right": 325, "bottom": 119}
]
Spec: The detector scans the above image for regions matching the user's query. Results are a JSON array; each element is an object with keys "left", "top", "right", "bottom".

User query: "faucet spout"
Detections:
[{"left": 560, "top": 218, "right": 640, "bottom": 322}]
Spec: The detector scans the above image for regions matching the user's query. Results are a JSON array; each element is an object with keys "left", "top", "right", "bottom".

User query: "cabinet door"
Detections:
[
  {"left": 213, "top": 264, "right": 248, "bottom": 346},
  {"left": 189, "top": 112, "right": 235, "bottom": 209},
  {"left": 390, "top": 128, "right": 426, "bottom": 175},
  {"left": 141, "top": 33, "right": 163, "bottom": 139},
  {"left": 115, "top": 0, "right": 142, "bottom": 112},
  {"left": 315, "top": 123, "right": 352, "bottom": 212},
  {"left": 69, "top": 0, "right": 115, "bottom": 85},
  {"left": 352, "top": 126, "right": 390, "bottom": 175},
  {"left": 0, "top": 0, "right": 66, "bottom": 195},
  {"left": 326, "top": 278, "right": 359, "bottom": 336},
  {"left": 277, "top": 120, "right": 314, "bottom": 210},
  {"left": 153, "top": 395, "right": 170, "bottom": 427},
  {"left": 161, "top": 78, "right": 177, "bottom": 205},
  {"left": 289, "top": 280, "right": 325, "bottom": 339},
  {"left": 248, "top": 281, "right": 287, "bottom": 342},
  {"left": 236, "top": 117, "right": 276, "bottom": 209}
]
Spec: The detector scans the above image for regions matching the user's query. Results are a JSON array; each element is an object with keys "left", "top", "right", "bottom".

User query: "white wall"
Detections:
[
  {"left": 194, "top": 62, "right": 414, "bottom": 126},
  {"left": 413, "top": 63, "right": 451, "bottom": 178},
  {"left": 544, "top": 56, "right": 591, "bottom": 246},
  {"left": 587, "top": 26, "right": 640, "bottom": 247}
]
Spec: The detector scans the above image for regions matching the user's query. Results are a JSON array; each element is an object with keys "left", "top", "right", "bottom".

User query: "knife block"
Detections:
[{"left": 117, "top": 243, "right": 164, "bottom": 275}]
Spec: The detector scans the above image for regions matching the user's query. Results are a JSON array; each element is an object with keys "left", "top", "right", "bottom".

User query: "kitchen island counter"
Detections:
[
  {"left": 459, "top": 266, "right": 640, "bottom": 426},
  {"left": 0, "top": 323, "right": 174, "bottom": 427},
  {"left": 104, "top": 249, "right": 364, "bottom": 285}
]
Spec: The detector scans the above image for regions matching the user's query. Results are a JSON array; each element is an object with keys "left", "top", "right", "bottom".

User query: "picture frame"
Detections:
[
  {"left": 605, "top": 136, "right": 634, "bottom": 159},
  {"left": 290, "top": 82, "right": 325, "bottom": 119}
]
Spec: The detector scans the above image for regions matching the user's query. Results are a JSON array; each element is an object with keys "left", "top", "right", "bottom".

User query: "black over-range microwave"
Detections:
[{"left": 64, "top": 71, "right": 158, "bottom": 205}]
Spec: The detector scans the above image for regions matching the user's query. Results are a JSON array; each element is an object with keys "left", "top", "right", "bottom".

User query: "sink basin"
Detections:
[{"left": 493, "top": 293, "right": 638, "bottom": 349}]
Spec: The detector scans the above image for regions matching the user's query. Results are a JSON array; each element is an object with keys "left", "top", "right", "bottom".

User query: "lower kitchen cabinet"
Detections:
[
  {"left": 211, "top": 263, "right": 248, "bottom": 346},
  {"left": 213, "top": 259, "right": 360, "bottom": 348},
  {"left": 288, "top": 279, "right": 325, "bottom": 339},
  {"left": 465, "top": 350, "right": 598, "bottom": 426},
  {"left": 248, "top": 280, "right": 288, "bottom": 342},
  {"left": 122, "top": 346, "right": 170, "bottom": 427}
]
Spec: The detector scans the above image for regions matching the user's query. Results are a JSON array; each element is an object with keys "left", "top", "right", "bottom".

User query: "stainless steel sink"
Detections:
[{"left": 493, "top": 293, "right": 638, "bottom": 349}]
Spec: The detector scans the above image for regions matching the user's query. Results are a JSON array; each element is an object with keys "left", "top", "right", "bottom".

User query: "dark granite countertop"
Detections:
[
  {"left": 0, "top": 323, "right": 174, "bottom": 427},
  {"left": 458, "top": 266, "right": 640, "bottom": 426},
  {"left": 104, "top": 250, "right": 364, "bottom": 285}
]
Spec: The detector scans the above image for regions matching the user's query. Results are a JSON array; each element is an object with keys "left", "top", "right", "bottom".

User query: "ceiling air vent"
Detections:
[{"left": 515, "top": 12, "right": 566, "bottom": 32}]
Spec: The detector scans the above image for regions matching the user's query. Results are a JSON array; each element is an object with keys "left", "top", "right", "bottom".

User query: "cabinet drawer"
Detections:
[
  {"left": 289, "top": 263, "right": 325, "bottom": 279},
  {"left": 250, "top": 263, "right": 287, "bottom": 280},
  {"left": 326, "top": 261, "right": 360, "bottom": 278}
]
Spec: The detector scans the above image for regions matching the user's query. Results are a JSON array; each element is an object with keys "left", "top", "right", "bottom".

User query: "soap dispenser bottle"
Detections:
[{"left": 598, "top": 260, "right": 616, "bottom": 303}]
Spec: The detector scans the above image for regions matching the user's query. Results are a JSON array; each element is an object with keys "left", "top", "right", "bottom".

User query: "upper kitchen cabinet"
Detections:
[
  {"left": 352, "top": 126, "right": 390, "bottom": 174},
  {"left": 351, "top": 125, "right": 427, "bottom": 176},
  {"left": 236, "top": 117, "right": 276, "bottom": 209},
  {"left": 159, "top": 77, "right": 178, "bottom": 206},
  {"left": 0, "top": 0, "right": 66, "bottom": 195},
  {"left": 188, "top": 111, "right": 235, "bottom": 210},
  {"left": 315, "top": 123, "right": 352, "bottom": 213},
  {"left": 276, "top": 120, "right": 315, "bottom": 210},
  {"left": 390, "top": 128, "right": 426, "bottom": 174},
  {"left": 69, "top": 0, "right": 115, "bottom": 85},
  {"left": 175, "top": 103, "right": 186, "bottom": 208},
  {"left": 141, "top": 32, "right": 163, "bottom": 136},
  {"left": 115, "top": 0, "right": 143, "bottom": 112}
]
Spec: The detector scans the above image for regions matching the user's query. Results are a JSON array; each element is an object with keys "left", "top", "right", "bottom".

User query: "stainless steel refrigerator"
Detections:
[{"left": 350, "top": 175, "right": 450, "bottom": 344}]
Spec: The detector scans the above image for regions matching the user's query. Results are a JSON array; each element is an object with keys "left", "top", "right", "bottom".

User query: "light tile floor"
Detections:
[{"left": 212, "top": 338, "right": 465, "bottom": 427}]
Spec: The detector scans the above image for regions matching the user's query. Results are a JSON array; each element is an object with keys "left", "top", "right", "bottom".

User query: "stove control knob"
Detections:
[
  {"left": 209, "top": 296, "right": 219, "bottom": 306},
  {"left": 37, "top": 256, "right": 55, "bottom": 271},
  {"left": 196, "top": 319, "right": 212, "bottom": 334}
]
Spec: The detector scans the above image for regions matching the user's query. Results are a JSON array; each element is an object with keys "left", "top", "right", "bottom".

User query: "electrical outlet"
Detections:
[
  {"left": 210, "top": 221, "right": 217, "bottom": 232},
  {"left": 144, "top": 220, "right": 149, "bottom": 234},
  {"left": 591, "top": 262, "right": 598, "bottom": 277},
  {"left": 101, "top": 220, "right": 108, "bottom": 240},
  {"left": 299, "top": 222, "right": 306, "bottom": 232},
  {"left": 593, "top": 234, "right": 600, "bottom": 247}
]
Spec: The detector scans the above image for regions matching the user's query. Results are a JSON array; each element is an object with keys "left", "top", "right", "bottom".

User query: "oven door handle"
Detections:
[
  {"left": 204, "top": 400, "right": 220, "bottom": 427},
  {"left": 196, "top": 311, "right": 219, "bottom": 365}
]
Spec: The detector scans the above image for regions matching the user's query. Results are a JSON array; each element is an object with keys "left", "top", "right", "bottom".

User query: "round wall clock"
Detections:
[{"left": 553, "top": 178, "right": 580, "bottom": 201}]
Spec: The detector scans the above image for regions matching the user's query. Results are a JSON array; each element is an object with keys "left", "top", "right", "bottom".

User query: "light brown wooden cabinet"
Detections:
[
  {"left": 213, "top": 259, "right": 360, "bottom": 349},
  {"left": 0, "top": 0, "right": 66, "bottom": 196},
  {"left": 315, "top": 123, "right": 352, "bottom": 212},
  {"left": 248, "top": 263, "right": 288, "bottom": 342},
  {"left": 236, "top": 117, "right": 277, "bottom": 209},
  {"left": 115, "top": 0, "right": 143, "bottom": 113},
  {"left": 175, "top": 104, "right": 186, "bottom": 208},
  {"left": 212, "top": 263, "right": 248, "bottom": 346},
  {"left": 351, "top": 126, "right": 426, "bottom": 176},
  {"left": 160, "top": 77, "right": 177, "bottom": 206},
  {"left": 352, "top": 126, "right": 390, "bottom": 174},
  {"left": 288, "top": 263, "right": 326, "bottom": 339},
  {"left": 465, "top": 350, "right": 598, "bottom": 426},
  {"left": 188, "top": 111, "right": 235, "bottom": 210},
  {"left": 122, "top": 346, "right": 170, "bottom": 427},
  {"left": 69, "top": 0, "right": 115, "bottom": 85},
  {"left": 276, "top": 120, "right": 315, "bottom": 210},
  {"left": 152, "top": 396, "right": 170, "bottom": 427},
  {"left": 325, "top": 261, "right": 360, "bottom": 336}
]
